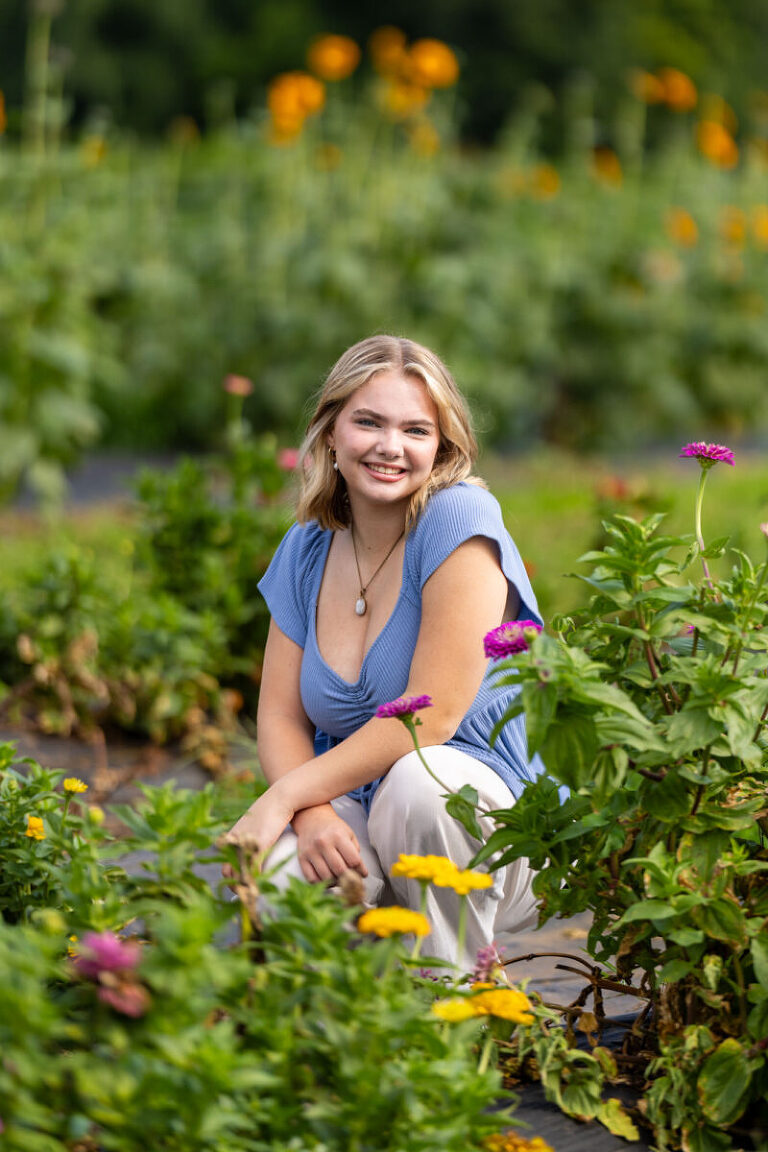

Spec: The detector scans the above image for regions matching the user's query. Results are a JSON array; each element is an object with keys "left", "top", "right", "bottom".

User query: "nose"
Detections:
[{"left": 376, "top": 427, "right": 403, "bottom": 458}]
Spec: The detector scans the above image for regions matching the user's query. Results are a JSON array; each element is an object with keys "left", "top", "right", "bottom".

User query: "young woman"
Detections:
[{"left": 225, "top": 335, "right": 547, "bottom": 968}]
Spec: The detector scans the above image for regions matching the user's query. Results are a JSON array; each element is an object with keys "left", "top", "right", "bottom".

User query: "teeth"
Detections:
[{"left": 367, "top": 464, "right": 403, "bottom": 475}]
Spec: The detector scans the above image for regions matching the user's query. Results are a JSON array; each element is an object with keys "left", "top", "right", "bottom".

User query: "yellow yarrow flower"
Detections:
[
  {"left": 484, "top": 1133, "right": 554, "bottom": 1152},
  {"left": 432, "top": 998, "right": 477, "bottom": 1022},
  {"left": 357, "top": 906, "right": 431, "bottom": 938},
  {"left": 391, "top": 853, "right": 455, "bottom": 883},
  {"left": 25, "top": 815, "right": 46, "bottom": 840},
  {"left": 63, "top": 777, "right": 88, "bottom": 794},
  {"left": 471, "top": 987, "right": 534, "bottom": 1024}
]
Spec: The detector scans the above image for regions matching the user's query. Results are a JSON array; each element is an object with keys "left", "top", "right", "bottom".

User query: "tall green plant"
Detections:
[{"left": 474, "top": 441, "right": 768, "bottom": 1149}]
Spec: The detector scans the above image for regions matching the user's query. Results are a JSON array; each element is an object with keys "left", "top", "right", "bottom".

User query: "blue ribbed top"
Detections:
[{"left": 258, "top": 482, "right": 548, "bottom": 812}]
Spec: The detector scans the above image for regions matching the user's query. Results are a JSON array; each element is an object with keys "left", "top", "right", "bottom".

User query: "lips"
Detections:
[{"left": 363, "top": 462, "right": 407, "bottom": 478}]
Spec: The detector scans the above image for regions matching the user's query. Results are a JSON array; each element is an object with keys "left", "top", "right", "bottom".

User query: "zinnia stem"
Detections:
[
  {"left": 477, "top": 1030, "right": 495, "bottom": 1075},
  {"left": 456, "top": 896, "right": 468, "bottom": 970},
  {"left": 694, "top": 467, "right": 713, "bottom": 587}
]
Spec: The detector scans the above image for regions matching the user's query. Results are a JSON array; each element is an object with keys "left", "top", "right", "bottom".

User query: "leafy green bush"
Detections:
[
  {"left": 0, "top": 742, "right": 519, "bottom": 1152},
  {"left": 474, "top": 447, "right": 768, "bottom": 1149}
]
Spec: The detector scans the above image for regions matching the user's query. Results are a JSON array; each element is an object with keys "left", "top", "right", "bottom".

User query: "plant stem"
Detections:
[
  {"left": 477, "top": 1030, "right": 495, "bottom": 1075},
  {"left": 456, "top": 896, "right": 468, "bottom": 969},
  {"left": 694, "top": 467, "right": 713, "bottom": 587}
]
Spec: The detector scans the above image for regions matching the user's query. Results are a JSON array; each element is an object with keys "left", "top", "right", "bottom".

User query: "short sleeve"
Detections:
[
  {"left": 257, "top": 521, "right": 328, "bottom": 648},
  {"left": 406, "top": 483, "right": 542, "bottom": 624}
]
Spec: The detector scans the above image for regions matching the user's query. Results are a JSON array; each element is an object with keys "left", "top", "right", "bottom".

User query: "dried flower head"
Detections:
[
  {"left": 679, "top": 441, "right": 735, "bottom": 468},
  {"left": 472, "top": 942, "right": 506, "bottom": 983},
  {"left": 483, "top": 620, "right": 543, "bottom": 660},
  {"left": 375, "top": 694, "right": 433, "bottom": 720}
]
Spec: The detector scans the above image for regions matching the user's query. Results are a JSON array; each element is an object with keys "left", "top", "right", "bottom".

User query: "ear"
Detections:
[{"left": 326, "top": 431, "right": 335, "bottom": 450}]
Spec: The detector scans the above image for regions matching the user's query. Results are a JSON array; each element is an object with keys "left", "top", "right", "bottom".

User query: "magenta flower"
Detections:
[
  {"left": 375, "top": 695, "right": 433, "bottom": 720},
  {"left": 483, "top": 620, "right": 543, "bottom": 660},
  {"left": 73, "top": 931, "right": 141, "bottom": 979},
  {"left": 679, "top": 441, "right": 734, "bottom": 468},
  {"left": 277, "top": 447, "right": 299, "bottom": 471}
]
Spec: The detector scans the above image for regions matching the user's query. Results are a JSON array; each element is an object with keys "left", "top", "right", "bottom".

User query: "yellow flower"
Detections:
[
  {"left": 357, "top": 906, "right": 431, "bottom": 938},
  {"left": 696, "top": 120, "right": 739, "bottom": 168},
  {"left": 391, "top": 853, "right": 455, "bottom": 882},
  {"left": 751, "top": 205, "right": 768, "bottom": 249},
  {"left": 528, "top": 163, "right": 560, "bottom": 201},
  {"left": 64, "top": 777, "right": 88, "bottom": 794},
  {"left": 407, "top": 39, "right": 459, "bottom": 89},
  {"left": 379, "top": 79, "right": 429, "bottom": 121},
  {"left": 25, "top": 815, "right": 46, "bottom": 841},
  {"left": 719, "top": 206, "right": 747, "bottom": 247},
  {"left": 665, "top": 207, "right": 699, "bottom": 247},
  {"left": 267, "top": 71, "right": 325, "bottom": 143},
  {"left": 432, "top": 998, "right": 476, "bottom": 1022},
  {"left": 440, "top": 868, "right": 494, "bottom": 896},
  {"left": 592, "top": 147, "right": 623, "bottom": 186},
  {"left": 307, "top": 34, "right": 360, "bottom": 82},
  {"left": 628, "top": 68, "right": 664, "bottom": 105},
  {"left": 484, "top": 1134, "right": 555, "bottom": 1152},
  {"left": 471, "top": 987, "right": 534, "bottom": 1024},
  {"left": 369, "top": 26, "right": 408, "bottom": 76}
]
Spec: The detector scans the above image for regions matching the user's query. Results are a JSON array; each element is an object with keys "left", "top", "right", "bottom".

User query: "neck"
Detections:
[{"left": 347, "top": 497, "right": 407, "bottom": 552}]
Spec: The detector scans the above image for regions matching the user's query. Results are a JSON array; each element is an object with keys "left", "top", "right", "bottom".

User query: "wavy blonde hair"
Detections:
[{"left": 296, "top": 335, "right": 483, "bottom": 531}]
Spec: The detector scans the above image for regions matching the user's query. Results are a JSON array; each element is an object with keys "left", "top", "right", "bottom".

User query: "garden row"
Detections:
[{"left": 3, "top": 53, "right": 768, "bottom": 501}]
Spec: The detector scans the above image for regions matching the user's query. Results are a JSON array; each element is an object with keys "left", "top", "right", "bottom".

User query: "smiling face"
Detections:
[{"left": 328, "top": 371, "right": 441, "bottom": 515}]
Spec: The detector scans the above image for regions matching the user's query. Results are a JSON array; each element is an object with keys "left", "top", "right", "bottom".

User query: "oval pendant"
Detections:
[{"left": 355, "top": 596, "right": 367, "bottom": 616}]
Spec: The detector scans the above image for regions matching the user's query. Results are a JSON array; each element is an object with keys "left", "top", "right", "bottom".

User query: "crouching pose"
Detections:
[{"left": 225, "top": 335, "right": 547, "bottom": 968}]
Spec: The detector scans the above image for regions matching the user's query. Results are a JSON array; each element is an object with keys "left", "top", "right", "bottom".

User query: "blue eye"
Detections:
[{"left": 407, "top": 427, "right": 429, "bottom": 436}]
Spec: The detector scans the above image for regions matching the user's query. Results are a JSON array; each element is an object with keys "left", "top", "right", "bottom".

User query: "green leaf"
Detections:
[
  {"left": 444, "top": 787, "right": 482, "bottom": 841},
  {"left": 617, "top": 899, "right": 679, "bottom": 925},
  {"left": 696, "top": 899, "right": 747, "bottom": 946},
  {"left": 522, "top": 680, "right": 558, "bottom": 757},
  {"left": 750, "top": 935, "right": 768, "bottom": 990},
  {"left": 662, "top": 707, "right": 722, "bottom": 755},
  {"left": 596, "top": 1097, "right": 640, "bottom": 1140},
  {"left": 540, "top": 711, "right": 600, "bottom": 792},
  {"left": 698, "top": 1038, "right": 750, "bottom": 1126}
]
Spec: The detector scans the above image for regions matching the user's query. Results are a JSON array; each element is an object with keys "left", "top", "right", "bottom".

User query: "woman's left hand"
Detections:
[{"left": 223, "top": 782, "right": 295, "bottom": 857}]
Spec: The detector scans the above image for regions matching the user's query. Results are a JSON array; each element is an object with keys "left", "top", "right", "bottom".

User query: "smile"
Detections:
[{"left": 364, "top": 463, "right": 406, "bottom": 477}]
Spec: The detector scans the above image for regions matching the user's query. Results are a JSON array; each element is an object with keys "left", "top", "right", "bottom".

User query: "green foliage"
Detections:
[
  {"left": 0, "top": 742, "right": 515, "bottom": 1152},
  {"left": 474, "top": 464, "right": 768, "bottom": 1147},
  {"left": 0, "top": 430, "right": 291, "bottom": 745}
]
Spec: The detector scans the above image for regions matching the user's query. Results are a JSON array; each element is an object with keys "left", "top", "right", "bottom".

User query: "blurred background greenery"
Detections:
[
  {"left": 2, "top": 1, "right": 768, "bottom": 752},
  {"left": 1, "top": 0, "right": 768, "bottom": 500}
]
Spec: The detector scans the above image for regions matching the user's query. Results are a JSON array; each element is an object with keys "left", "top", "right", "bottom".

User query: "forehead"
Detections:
[{"left": 342, "top": 370, "right": 438, "bottom": 419}]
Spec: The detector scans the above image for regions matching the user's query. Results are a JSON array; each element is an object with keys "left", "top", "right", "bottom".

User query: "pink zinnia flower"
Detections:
[
  {"left": 98, "top": 982, "right": 151, "bottom": 1018},
  {"left": 760, "top": 523, "right": 768, "bottom": 538},
  {"left": 375, "top": 695, "right": 433, "bottom": 720},
  {"left": 483, "top": 620, "right": 542, "bottom": 660},
  {"left": 277, "top": 447, "right": 299, "bottom": 471},
  {"left": 73, "top": 931, "right": 141, "bottom": 979},
  {"left": 679, "top": 441, "right": 734, "bottom": 467},
  {"left": 223, "top": 374, "right": 253, "bottom": 397}
]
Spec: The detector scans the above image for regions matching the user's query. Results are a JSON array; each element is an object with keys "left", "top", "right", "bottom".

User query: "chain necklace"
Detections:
[{"left": 350, "top": 524, "right": 405, "bottom": 616}]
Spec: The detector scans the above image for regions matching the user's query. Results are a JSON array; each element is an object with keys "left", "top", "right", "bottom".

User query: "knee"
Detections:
[{"left": 367, "top": 749, "right": 459, "bottom": 857}]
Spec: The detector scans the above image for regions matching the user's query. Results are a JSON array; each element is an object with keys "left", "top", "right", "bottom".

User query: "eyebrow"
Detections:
[{"left": 351, "top": 407, "right": 436, "bottom": 428}]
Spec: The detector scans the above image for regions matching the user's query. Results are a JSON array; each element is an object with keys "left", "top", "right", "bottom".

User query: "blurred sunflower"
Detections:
[
  {"left": 696, "top": 119, "right": 739, "bottom": 168},
  {"left": 307, "top": 34, "right": 360, "bottom": 82},
  {"left": 407, "top": 39, "right": 459, "bottom": 88},
  {"left": 665, "top": 207, "right": 698, "bottom": 247},
  {"left": 658, "top": 67, "right": 697, "bottom": 112},
  {"left": 369, "top": 26, "right": 408, "bottom": 76}
]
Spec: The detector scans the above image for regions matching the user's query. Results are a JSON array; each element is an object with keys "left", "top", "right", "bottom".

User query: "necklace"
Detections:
[{"left": 350, "top": 525, "right": 405, "bottom": 616}]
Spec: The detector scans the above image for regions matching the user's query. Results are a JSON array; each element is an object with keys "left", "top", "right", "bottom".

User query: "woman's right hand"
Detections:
[{"left": 292, "top": 805, "right": 368, "bottom": 884}]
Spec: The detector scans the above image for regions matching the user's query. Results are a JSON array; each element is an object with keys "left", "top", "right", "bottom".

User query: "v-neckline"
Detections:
[{"left": 312, "top": 528, "right": 409, "bottom": 687}]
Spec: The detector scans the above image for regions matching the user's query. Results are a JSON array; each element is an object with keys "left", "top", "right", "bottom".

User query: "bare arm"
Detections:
[{"left": 228, "top": 536, "right": 509, "bottom": 855}]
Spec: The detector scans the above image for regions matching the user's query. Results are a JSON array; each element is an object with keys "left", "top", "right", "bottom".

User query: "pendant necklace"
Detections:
[{"left": 350, "top": 524, "right": 405, "bottom": 616}]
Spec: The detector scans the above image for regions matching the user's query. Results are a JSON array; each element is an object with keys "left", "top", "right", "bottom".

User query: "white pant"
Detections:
[{"left": 265, "top": 745, "right": 538, "bottom": 972}]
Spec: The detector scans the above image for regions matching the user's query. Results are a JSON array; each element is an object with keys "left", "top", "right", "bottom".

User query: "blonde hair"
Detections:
[{"left": 296, "top": 335, "right": 483, "bottom": 531}]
